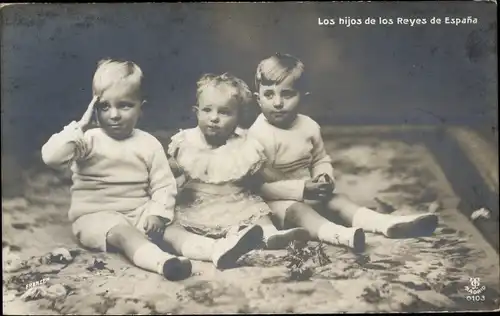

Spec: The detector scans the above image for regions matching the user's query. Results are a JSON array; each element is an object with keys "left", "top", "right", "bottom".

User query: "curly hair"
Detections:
[{"left": 196, "top": 72, "right": 252, "bottom": 110}]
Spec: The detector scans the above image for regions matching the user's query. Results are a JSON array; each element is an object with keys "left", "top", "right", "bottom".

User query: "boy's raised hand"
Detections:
[{"left": 77, "top": 96, "right": 99, "bottom": 131}]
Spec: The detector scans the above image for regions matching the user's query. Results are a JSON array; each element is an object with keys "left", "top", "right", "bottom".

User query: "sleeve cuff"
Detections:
[
  {"left": 61, "top": 121, "right": 85, "bottom": 141},
  {"left": 296, "top": 180, "right": 306, "bottom": 201},
  {"left": 312, "top": 164, "right": 334, "bottom": 179},
  {"left": 260, "top": 179, "right": 306, "bottom": 201}
]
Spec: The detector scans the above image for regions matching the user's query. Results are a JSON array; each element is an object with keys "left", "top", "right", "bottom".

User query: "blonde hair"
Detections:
[
  {"left": 196, "top": 72, "right": 252, "bottom": 110},
  {"left": 92, "top": 59, "right": 144, "bottom": 99},
  {"left": 255, "top": 53, "right": 305, "bottom": 90}
]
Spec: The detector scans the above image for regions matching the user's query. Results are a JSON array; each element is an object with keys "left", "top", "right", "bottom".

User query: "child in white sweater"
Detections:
[
  {"left": 41, "top": 59, "right": 192, "bottom": 280},
  {"left": 248, "top": 53, "right": 439, "bottom": 252}
]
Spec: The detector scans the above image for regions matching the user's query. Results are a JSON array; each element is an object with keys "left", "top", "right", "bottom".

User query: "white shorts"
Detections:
[{"left": 71, "top": 203, "right": 151, "bottom": 252}]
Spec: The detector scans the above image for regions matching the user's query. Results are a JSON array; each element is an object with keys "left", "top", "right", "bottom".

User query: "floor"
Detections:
[{"left": 2, "top": 127, "right": 499, "bottom": 314}]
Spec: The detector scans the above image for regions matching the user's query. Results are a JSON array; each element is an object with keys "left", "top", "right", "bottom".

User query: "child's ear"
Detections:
[
  {"left": 93, "top": 108, "right": 101, "bottom": 127},
  {"left": 192, "top": 105, "right": 199, "bottom": 115},
  {"left": 253, "top": 92, "right": 261, "bottom": 105}
]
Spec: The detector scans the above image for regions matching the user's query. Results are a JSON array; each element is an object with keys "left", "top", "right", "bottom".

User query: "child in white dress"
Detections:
[
  {"left": 41, "top": 59, "right": 192, "bottom": 280},
  {"left": 162, "top": 73, "right": 310, "bottom": 269},
  {"left": 249, "top": 53, "right": 439, "bottom": 252}
]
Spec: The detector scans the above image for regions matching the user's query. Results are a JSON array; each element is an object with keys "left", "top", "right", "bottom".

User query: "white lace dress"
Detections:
[{"left": 168, "top": 127, "right": 272, "bottom": 238}]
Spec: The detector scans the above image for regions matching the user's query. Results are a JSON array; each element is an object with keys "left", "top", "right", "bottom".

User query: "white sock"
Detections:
[
  {"left": 180, "top": 236, "right": 216, "bottom": 262},
  {"left": 317, "top": 222, "right": 362, "bottom": 249},
  {"left": 132, "top": 243, "right": 176, "bottom": 275},
  {"left": 352, "top": 207, "right": 387, "bottom": 233},
  {"left": 317, "top": 222, "right": 343, "bottom": 241}
]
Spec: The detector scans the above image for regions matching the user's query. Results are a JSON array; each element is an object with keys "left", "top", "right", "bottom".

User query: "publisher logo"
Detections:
[{"left": 465, "top": 277, "right": 486, "bottom": 302}]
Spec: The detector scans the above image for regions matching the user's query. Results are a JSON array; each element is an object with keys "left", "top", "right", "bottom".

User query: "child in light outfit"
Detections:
[
  {"left": 162, "top": 73, "right": 310, "bottom": 268},
  {"left": 248, "top": 53, "right": 439, "bottom": 252},
  {"left": 41, "top": 59, "right": 192, "bottom": 280}
]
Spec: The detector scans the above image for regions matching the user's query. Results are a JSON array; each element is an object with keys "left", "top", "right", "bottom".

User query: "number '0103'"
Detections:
[{"left": 467, "top": 295, "right": 485, "bottom": 302}]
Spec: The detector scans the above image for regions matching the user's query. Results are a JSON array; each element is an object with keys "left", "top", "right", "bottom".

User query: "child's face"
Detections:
[
  {"left": 257, "top": 76, "right": 301, "bottom": 128},
  {"left": 95, "top": 84, "right": 143, "bottom": 140},
  {"left": 196, "top": 86, "right": 239, "bottom": 144}
]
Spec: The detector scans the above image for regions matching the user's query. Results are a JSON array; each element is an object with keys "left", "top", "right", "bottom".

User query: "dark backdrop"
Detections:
[{"left": 1, "top": 2, "right": 497, "bottom": 164}]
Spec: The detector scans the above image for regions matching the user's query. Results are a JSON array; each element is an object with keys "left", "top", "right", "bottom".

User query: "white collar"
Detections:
[
  {"left": 234, "top": 126, "right": 247, "bottom": 136},
  {"left": 193, "top": 125, "right": 246, "bottom": 149}
]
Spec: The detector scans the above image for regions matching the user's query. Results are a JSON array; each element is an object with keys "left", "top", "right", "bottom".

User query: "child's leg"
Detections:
[
  {"left": 72, "top": 211, "right": 191, "bottom": 281},
  {"left": 325, "top": 193, "right": 438, "bottom": 238},
  {"left": 162, "top": 223, "right": 263, "bottom": 269},
  {"left": 255, "top": 215, "right": 310, "bottom": 250},
  {"left": 106, "top": 224, "right": 192, "bottom": 281},
  {"left": 280, "top": 202, "right": 365, "bottom": 252}
]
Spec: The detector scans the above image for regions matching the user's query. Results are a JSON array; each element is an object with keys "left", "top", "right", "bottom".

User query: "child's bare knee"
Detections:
[
  {"left": 329, "top": 193, "right": 357, "bottom": 206},
  {"left": 162, "top": 225, "right": 186, "bottom": 244},
  {"left": 106, "top": 224, "right": 131, "bottom": 247},
  {"left": 163, "top": 223, "right": 184, "bottom": 235},
  {"left": 327, "top": 193, "right": 361, "bottom": 218},
  {"left": 285, "top": 202, "right": 310, "bottom": 222},
  {"left": 330, "top": 193, "right": 349, "bottom": 202}
]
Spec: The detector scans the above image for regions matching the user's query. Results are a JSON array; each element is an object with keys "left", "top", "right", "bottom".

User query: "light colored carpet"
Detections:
[{"left": 3, "top": 131, "right": 499, "bottom": 314}]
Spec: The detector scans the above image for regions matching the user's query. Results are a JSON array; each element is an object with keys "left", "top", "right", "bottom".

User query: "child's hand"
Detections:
[
  {"left": 312, "top": 173, "right": 335, "bottom": 194},
  {"left": 304, "top": 179, "right": 333, "bottom": 200},
  {"left": 144, "top": 215, "right": 169, "bottom": 238},
  {"left": 313, "top": 173, "right": 332, "bottom": 184},
  {"left": 77, "top": 96, "right": 99, "bottom": 131},
  {"left": 168, "top": 156, "right": 183, "bottom": 178},
  {"left": 175, "top": 174, "right": 188, "bottom": 190}
]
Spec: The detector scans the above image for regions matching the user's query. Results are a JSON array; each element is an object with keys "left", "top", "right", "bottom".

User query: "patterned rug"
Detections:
[{"left": 3, "top": 130, "right": 499, "bottom": 314}]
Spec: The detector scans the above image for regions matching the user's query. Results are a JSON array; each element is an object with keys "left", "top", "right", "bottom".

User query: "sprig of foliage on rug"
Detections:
[{"left": 284, "top": 241, "right": 331, "bottom": 281}]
